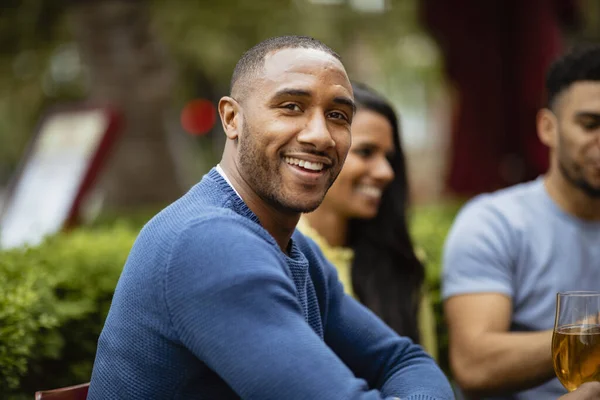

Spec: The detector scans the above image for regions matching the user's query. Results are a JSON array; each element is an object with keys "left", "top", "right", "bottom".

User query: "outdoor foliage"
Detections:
[
  {"left": 0, "top": 223, "right": 137, "bottom": 399},
  {"left": 410, "top": 201, "right": 462, "bottom": 373},
  {"left": 0, "top": 250, "right": 59, "bottom": 396}
]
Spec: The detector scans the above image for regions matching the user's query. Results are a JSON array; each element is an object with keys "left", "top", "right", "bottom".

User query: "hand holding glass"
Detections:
[{"left": 553, "top": 291, "right": 600, "bottom": 391}]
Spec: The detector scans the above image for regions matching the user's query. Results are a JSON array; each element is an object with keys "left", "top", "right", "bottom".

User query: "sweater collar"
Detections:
[{"left": 207, "top": 168, "right": 261, "bottom": 226}]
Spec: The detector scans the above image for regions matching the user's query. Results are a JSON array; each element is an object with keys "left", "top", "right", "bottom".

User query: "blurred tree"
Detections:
[
  {"left": 0, "top": 0, "right": 72, "bottom": 183},
  {"left": 70, "top": 0, "right": 182, "bottom": 210},
  {"left": 148, "top": 0, "right": 432, "bottom": 89},
  {"left": 0, "top": 0, "right": 184, "bottom": 212}
]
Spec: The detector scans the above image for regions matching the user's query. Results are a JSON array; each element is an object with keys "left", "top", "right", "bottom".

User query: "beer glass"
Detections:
[{"left": 553, "top": 291, "right": 600, "bottom": 391}]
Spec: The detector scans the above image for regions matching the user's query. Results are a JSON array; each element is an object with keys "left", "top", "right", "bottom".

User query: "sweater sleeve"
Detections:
[
  {"left": 321, "top": 251, "right": 454, "bottom": 400},
  {"left": 165, "top": 216, "right": 412, "bottom": 399}
]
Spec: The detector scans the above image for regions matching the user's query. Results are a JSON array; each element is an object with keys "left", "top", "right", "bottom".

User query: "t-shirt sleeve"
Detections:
[
  {"left": 442, "top": 197, "right": 517, "bottom": 300},
  {"left": 163, "top": 216, "right": 416, "bottom": 400}
]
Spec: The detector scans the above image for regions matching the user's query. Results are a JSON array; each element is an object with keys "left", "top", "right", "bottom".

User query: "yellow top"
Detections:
[{"left": 297, "top": 217, "right": 438, "bottom": 360}]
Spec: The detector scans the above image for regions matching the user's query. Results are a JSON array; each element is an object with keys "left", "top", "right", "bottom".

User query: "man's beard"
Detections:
[
  {"left": 558, "top": 152, "right": 600, "bottom": 198},
  {"left": 237, "top": 125, "right": 337, "bottom": 214}
]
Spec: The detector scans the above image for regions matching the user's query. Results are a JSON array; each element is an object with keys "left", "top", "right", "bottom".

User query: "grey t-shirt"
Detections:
[{"left": 443, "top": 177, "right": 600, "bottom": 400}]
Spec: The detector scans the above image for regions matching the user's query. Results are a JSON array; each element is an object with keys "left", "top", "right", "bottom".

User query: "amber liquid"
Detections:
[{"left": 553, "top": 324, "right": 600, "bottom": 391}]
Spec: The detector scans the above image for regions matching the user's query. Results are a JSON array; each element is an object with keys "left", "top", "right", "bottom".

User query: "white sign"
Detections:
[{"left": 0, "top": 109, "right": 109, "bottom": 249}]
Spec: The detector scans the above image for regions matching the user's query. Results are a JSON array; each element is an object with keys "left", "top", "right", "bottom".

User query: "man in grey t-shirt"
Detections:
[{"left": 443, "top": 45, "right": 600, "bottom": 400}]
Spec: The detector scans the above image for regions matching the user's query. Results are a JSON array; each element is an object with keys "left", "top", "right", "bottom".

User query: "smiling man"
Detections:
[{"left": 87, "top": 36, "right": 453, "bottom": 400}]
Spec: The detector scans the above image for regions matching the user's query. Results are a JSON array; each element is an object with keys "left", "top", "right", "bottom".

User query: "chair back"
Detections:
[{"left": 34, "top": 382, "right": 89, "bottom": 400}]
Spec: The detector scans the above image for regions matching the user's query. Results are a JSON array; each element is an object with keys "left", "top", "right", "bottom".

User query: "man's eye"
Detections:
[
  {"left": 328, "top": 111, "right": 348, "bottom": 122},
  {"left": 583, "top": 122, "right": 600, "bottom": 131},
  {"left": 579, "top": 116, "right": 600, "bottom": 131},
  {"left": 282, "top": 104, "right": 301, "bottom": 112}
]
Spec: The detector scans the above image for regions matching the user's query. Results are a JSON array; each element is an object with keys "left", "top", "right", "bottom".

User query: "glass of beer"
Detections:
[{"left": 552, "top": 291, "right": 600, "bottom": 391}]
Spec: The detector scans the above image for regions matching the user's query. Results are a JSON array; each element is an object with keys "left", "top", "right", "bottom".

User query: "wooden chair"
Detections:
[{"left": 34, "top": 383, "right": 89, "bottom": 400}]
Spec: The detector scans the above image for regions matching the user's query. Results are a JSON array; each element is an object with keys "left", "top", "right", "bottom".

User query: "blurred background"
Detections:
[
  {"left": 2, "top": 0, "right": 600, "bottom": 210},
  {"left": 2, "top": 0, "right": 596, "bottom": 215},
  {"left": 0, "top": 0, "right": 599, "bottom": 397}
]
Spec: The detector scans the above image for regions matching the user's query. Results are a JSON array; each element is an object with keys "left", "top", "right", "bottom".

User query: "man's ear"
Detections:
[
  {"left": 219, "top": 96, "right": 241, "bottom": 140},
  {"left": 537, "top": 108, "right": 558, "bottom": 148}
]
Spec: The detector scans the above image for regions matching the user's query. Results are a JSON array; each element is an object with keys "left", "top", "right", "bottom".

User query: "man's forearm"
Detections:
[
  {"left": 324, "top": 282, "right": 453, "bottom": 399},
  {"left": 452, "top": 329, "right": 556, "bottom": 397},
  {"left": 380, "top": 352, "right": 454, "bottom": 400}
]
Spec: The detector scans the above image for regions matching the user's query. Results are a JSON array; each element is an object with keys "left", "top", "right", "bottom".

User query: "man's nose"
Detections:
[{"left": 296, "top": 112, "right": 335, "bottom": 151}]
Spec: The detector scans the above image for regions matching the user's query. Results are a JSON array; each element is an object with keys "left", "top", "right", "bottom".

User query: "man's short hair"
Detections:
[
  {"left": 546, "top": 44, "right": 600, "bottom": 109},
  {"left": 230, "top": 35, "right": 341, "bottom": 98}
]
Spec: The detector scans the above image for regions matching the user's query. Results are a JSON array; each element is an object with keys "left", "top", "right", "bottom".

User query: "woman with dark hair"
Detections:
[{"left": 298, "top": 82, "right": 437, "bottom": 357}]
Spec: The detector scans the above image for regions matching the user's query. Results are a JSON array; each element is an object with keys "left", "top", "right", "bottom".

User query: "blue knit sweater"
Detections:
[{"left": 88, "top": 168, "right": 453, "bottom": 400}]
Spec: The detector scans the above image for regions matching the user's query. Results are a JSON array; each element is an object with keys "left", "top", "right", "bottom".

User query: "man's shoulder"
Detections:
[
  {"left": 145, "top": 168, "right": 262, "bottom": 236},
  {"left": 133, "top": 206, "right": 279, "bottom": 283},
  {"left": 152, "top": 203, "right": 265, "bottom": 244},
  {"left": 136, "top": 188, "right": 268, "bottom": 260},
  {"left": 442, "top": 182, "right": 545, "bottom": 299},
  {"left": 458, "top": 179, "right": 544, "bottom": 226}
]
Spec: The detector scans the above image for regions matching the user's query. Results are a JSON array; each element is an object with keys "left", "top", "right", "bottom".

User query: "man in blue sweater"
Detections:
[{"left": 88, "top": 35, "right": 454, "bottom": 399}]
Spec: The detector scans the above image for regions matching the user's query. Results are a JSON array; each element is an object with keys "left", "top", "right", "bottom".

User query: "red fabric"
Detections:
[{"left": 422, "top": 0, "right": 578, "bottom": 197}]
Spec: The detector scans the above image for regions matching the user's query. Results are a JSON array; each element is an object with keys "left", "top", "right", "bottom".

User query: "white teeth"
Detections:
[
  {"left": 284, "top": 157, "right": 324, "bottom": 171},
  {"left": 356, "top": 185, "right": 382, "bottom": 198}
]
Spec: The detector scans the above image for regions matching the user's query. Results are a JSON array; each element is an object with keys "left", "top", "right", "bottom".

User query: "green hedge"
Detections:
[
  {"left": 410, "top": 202, "right": 462, "bottom": 374},
  {"left": 0, "top": 203, "right": 460, "bottom": 397},
  {"left": 0, "top": 224, "right": 137, "bottom": 399},
  {"left": 0, "top": 250, "right": 59, "bottom": 395}
]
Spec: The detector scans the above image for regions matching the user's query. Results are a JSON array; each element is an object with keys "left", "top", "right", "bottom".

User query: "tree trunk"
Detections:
[{"left": 71, "top": 0, "right": 182, "bottom": 212}]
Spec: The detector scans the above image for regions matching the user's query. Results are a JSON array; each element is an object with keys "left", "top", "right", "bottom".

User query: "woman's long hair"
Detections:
[{"left": 348, "top": 82, "right": 425, "bottom": 343}]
